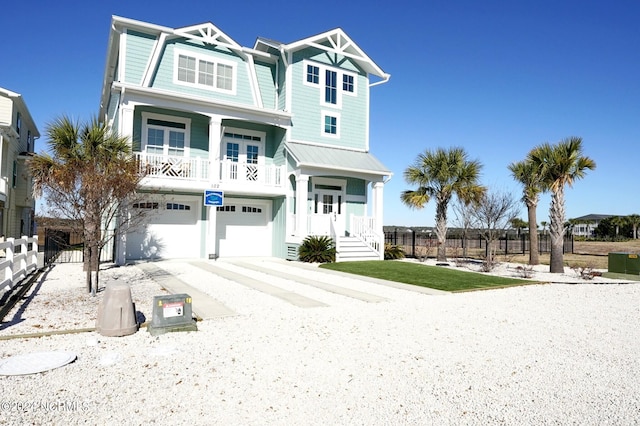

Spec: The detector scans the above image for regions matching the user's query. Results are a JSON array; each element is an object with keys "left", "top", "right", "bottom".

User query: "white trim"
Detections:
[
  {"left": 320, "top": 110, "right": 340, "bottom": 139},
  {"left": 142, "top": 33, "right": 168, "bottom": 87},
  {"left": 173, "top": 48, "right": 237, "bottom": 95},
  {"left": 141, "top": 112, "right": 191, "bottom": 156},
  {"left": 246, "top": 55, "right": 263, "bottom": 108},
  {"left": 341, "top": 70, "right": 358, "bottom": 97},
  {"left": 120, "top": 30, "right": 128, "bottom": 84}
]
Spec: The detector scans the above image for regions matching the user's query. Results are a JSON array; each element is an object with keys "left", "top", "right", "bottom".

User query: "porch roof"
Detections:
[{"left": 285, "top": 142, "right": 391, "bottom": 177}]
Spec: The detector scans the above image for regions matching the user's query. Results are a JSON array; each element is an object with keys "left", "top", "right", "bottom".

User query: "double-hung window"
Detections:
[{"left": 175, "top": 49, "right": 235, "bottom": 93}]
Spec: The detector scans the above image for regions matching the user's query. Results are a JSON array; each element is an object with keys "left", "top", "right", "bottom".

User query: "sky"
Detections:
[{"left": 2, "top": 0, "right": 638, "bottom": 227}]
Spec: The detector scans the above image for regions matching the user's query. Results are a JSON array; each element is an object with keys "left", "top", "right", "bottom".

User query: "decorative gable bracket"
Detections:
[{"left": 174, "top": 23, "right": 247, "bottom": 59}]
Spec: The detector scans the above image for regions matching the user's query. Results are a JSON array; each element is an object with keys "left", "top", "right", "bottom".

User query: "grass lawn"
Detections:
[{"left": 319, "top": 261, "right": 531, "bottom": 292}]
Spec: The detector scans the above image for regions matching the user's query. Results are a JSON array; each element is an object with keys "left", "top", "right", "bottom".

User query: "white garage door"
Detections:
[
  {"left": 127, "top": 200, "right": 200, "bottom": 260},
  {"left": 216, "top": 200, "right": 271, "bottom": 257}
]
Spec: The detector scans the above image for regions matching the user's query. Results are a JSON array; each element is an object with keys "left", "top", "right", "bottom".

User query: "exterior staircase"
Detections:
[{"left": 336, "top": 236, "right": 381, "bottom": 262}]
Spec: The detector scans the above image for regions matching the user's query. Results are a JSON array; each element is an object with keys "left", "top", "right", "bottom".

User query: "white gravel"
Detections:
[{"left": 0, "top": 259, "right": 639, "bottom": 425}]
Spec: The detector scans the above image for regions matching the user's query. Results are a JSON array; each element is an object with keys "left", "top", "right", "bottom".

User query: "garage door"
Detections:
[
  {"left": 216, "top": 200, "right": 271, "bottom": 257},
  {"left": 127, "top": 200, "right": 200, "bottom": 260}
]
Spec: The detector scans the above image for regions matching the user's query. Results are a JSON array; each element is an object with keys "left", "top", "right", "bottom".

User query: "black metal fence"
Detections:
[
  {"left": 385, "top": 229, "right": 573, "bottom": 258},
  {"left": 41, "top": 229, "right": 115, "bottom": 264}
]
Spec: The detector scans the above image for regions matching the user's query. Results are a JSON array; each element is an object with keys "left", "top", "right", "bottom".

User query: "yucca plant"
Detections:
[
  {"left": 384, "top": 243, "right": 405, "bottom": 260},
  {"left": 298, "top": 235, "right": 336, "bottom": 263}
]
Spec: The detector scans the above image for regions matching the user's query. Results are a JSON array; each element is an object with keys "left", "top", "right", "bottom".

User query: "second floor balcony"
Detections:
[{"left": 135, "top": 153, "right": 286, "bottom": 192}]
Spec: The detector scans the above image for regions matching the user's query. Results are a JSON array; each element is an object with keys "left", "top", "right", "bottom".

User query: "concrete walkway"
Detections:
[
  {"left": 136, "top": 258, "right": 448, "bottom": 321},
  {"left": 189, "top": 261, "right": 328, "bottom": 308},
  {"left": 136, "top": 262, "right": 237, "bottom": 320},
  {"left": 228, "top": 260, "right": 389, "bottom": 303}
]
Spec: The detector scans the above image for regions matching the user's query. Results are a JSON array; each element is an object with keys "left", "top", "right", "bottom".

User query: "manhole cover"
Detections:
[{"left": 0, "top": 351, "right": 77, "bottom": 376}]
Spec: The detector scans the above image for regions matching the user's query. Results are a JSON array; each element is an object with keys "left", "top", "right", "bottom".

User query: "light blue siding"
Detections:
[
  {"left": 124, "top": 30, "right": 156, "bottom": 85},
  {"left": 150, "top": 40, "right": 255, "bottom": 106},
  {"left": 289, "top": 49, "right": 368, "bottom": 150}
]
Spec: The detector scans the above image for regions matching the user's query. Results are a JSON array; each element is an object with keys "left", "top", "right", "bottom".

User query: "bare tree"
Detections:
[
  {"left": 451, "top": 199, "right": 478, "bottom": 259},
  {"left": 471, "top": 190, "right": 520, "bottom": 271},
  {"left": 29, "top": 116, "right": 148, "bottom": 295}
]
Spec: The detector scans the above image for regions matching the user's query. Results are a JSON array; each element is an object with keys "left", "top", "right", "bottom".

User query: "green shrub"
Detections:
[
  {"left": 298, "top": 235, "right": 336, "bottom": 263},
  {"left": 384, "top": 243, "right": 405, "bottom": 260}
]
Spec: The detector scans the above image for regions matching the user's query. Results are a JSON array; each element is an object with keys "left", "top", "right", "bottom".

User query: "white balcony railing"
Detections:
[
  {"left": 135, "top": 153, "right": 286, "bottom": 189},
  {"left": 218, "top": 160, "right": 284, "bottom": 187},
  {"left": 136, "top": 153, "right": 209, "bottom": 180}
]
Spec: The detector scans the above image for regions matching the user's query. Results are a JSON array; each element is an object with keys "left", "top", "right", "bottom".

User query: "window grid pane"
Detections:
[
  {"left": 168, "top": 131, "right": 185, "bottom": 156},
  {"left": 343, "top": 75, "right": 354, "bottom": 92},
  {"left": 325, "top": 70, "right": 337, "bottom": 104},
  {"left": 198, "top": 60, "right": 215, "bottom": 86},
  {"left": 324, "top": 116, "right": 337, "bottom": 134},
  {"left": 226, "top": 143, "right": 239, "bottom": 162},
  {"left": 307, "top": 65, "right": 319, "bottom": 84},
  {"left": 178, "top": 55, "right": 196, "bottom": 83},
  {"left": 323, "top": 194, "right": 333, "bottom": 214},
  {"left": 247, "top": 145, "right": 259, "bottom": 164},
  {"left": 217, "top": 64, "right": 233, "bottom": 90}
]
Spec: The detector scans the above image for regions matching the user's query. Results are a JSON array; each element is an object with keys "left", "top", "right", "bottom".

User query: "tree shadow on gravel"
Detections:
[{"left": 0, "top": 265, "right": 53, "bottom": 331}]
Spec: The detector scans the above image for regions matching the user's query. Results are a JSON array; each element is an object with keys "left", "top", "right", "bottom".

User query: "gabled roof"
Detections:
[
  {"left": 254, "top": 28, "right": 389, "bottom": 84},
  {"left": 285, "top": 142, "right": 391, "bottom": 177}
]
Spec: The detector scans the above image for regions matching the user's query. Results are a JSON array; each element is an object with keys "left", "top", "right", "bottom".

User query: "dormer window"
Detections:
[{"left": 174, "top": 49, "right": 235, "bottom": 94}]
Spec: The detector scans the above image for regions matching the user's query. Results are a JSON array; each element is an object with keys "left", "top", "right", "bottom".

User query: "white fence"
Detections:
[{"left": 0, "top": 236, "right": 39, "bottom": 294}]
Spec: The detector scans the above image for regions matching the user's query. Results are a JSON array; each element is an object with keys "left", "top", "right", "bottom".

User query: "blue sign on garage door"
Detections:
[{"left": 204, "top": 190, "right": 224, "bottom": 206}]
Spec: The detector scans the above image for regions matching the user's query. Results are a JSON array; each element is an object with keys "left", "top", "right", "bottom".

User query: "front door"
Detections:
[{"left": 313, "top": 190, "right": 345, "bottom": 236}]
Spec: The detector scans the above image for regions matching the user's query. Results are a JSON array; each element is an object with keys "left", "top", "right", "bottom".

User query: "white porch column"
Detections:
[
  {"left": 208, "top": 118, "right": 222, "bottom": 184},
  {"left": 114, "top": 105, "right": 134, "bottom": 266},
  {"left": 372, "top": 181, "right": 384, "bottom": 237},
  {"left": 207, "top": 118, "right": 222, "bottom": 258},
  {"left": 295, "top": 174, "right": 309, "bottom": 237},
  {"left": 120, "top": 105, "right": 134, "bottom": 139}
]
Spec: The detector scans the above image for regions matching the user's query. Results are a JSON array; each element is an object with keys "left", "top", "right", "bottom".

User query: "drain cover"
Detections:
[{"left": 0, "top": 351, "right": 77, "bottom": 376}]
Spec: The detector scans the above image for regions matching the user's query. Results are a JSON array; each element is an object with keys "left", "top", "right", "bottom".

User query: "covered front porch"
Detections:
[{"left": 284, "top": 142, "right": 391, "bottom": 261}]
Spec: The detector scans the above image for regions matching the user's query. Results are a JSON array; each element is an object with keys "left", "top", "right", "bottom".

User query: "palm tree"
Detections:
[
  {"left": 30, "top": 115, "right": 142, "bottom": 295},
  {"left": 401, "top": 147, "right": 485, "bottom": 261},
  {"left": 610, "top": 215, "right": 628, "bottom": 239},
  {"left": 627, "top": 214, "right": 640, "bottom": 239},
  {"left": 528, "top": 137, "right": 596, "bottom": 273},
  {"left": 508, "top": 159, "right": 543, "bottom": 265}
]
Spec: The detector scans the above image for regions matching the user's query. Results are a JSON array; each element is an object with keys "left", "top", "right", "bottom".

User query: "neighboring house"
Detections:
[
  {"left": 0, "top": 87, "right": 38, "bottom": 239},
  {"left": 99, "top": 16, "right": 391, "bottom": 263},
  {"left": 571, "top": 214, "right": 612, "bottom": 237}
]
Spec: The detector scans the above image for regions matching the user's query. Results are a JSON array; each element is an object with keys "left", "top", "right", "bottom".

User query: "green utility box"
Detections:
[
  {"left": 608, "top": 252, "right": 640, "bottom": 275},
  {"left": 147, "top": 293, "right": 198, "bottom": 336}
]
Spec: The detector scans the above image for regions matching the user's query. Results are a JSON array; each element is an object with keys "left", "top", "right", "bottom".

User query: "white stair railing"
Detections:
[{"left": 350, "top": 216, "right": 383, "bottom": 259}]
